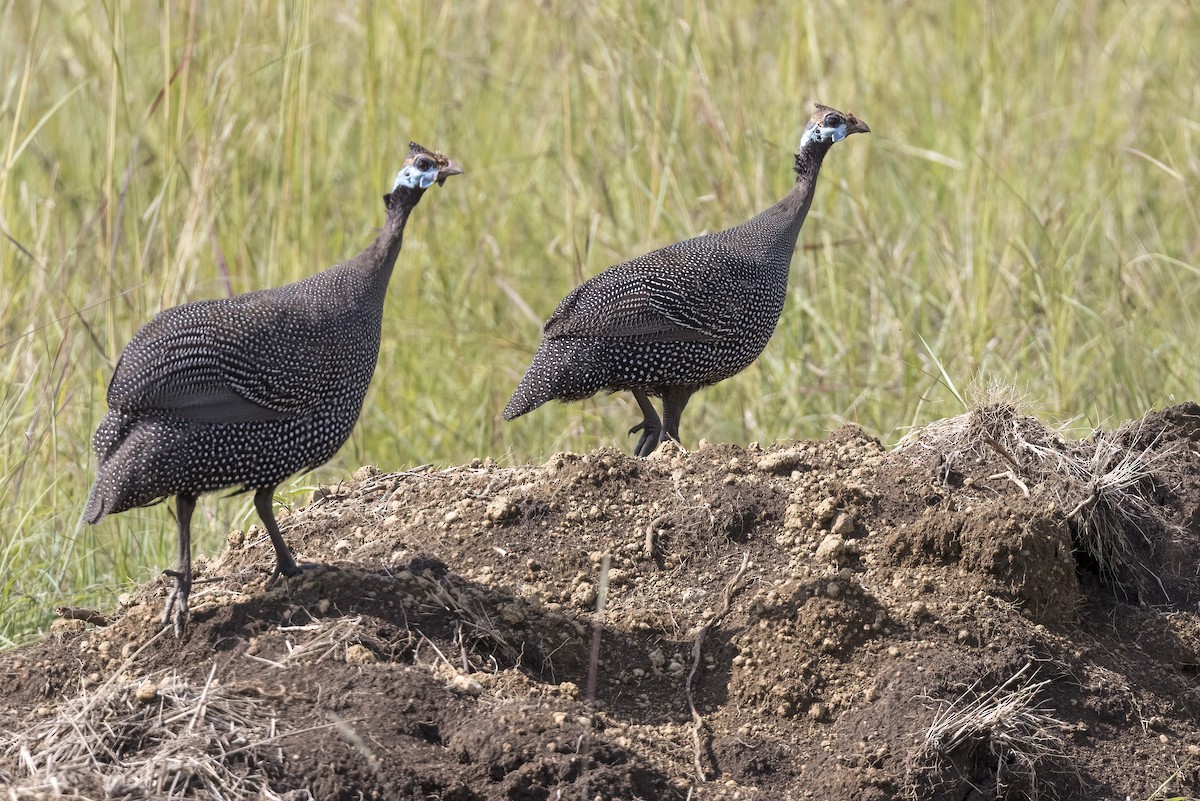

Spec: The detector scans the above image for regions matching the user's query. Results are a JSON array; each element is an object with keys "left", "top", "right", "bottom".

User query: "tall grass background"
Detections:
[{"left": 1, "top": 0, "right": 1196, "bottom": 644}]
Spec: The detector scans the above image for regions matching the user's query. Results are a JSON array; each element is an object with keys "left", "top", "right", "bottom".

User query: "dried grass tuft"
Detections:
[
  {"left": 920, "top": 662, "right": 1068, "bottom": 799},
  {"left": 0, "top": 667, "right": 308, "bottom": 800},
  {"left": 1058, "top": 425, "right": 1180, "bottom": 594},
  {"left": 900, "top": 391, "right": 1183, "bottom": 598},
  {"left": 897, "top": 402, "right": 1072, "bottom": 483}
]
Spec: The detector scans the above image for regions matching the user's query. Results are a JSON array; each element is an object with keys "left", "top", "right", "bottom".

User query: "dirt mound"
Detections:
[{"left": 2, "top": 405, "right": 1199, "bottom": 799}]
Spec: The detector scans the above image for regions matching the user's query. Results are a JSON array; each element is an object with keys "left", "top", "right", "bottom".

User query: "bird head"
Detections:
[
  {"left": 390, "top": 142, "right": 464, "bottom": 192},
  {"left": 799, "top": 104, "right": 870, "bottom": 148}
]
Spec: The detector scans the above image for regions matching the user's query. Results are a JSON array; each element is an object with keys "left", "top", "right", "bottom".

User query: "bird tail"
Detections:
[
  {"left": 503, "top": 339, "right": 608, "bottom": 420},
  {"left": 503, "top": 370, "right": 546, "bottom": 420},
  {"left": 83, "top": 481, "right": 109, "bottom": 525},
  {"left": 82, "top": 415, "right": 168, "bottom": 524},
  {"left": 505, "top": 338, "right": 578, "bottom": 420}
]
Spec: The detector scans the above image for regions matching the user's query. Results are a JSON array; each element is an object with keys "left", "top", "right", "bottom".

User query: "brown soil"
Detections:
[{"left": 2, "top": 404, "right": 1200, "bottom": 800}]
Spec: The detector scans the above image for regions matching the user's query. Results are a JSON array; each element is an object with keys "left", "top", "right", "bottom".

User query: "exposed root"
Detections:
[
  {"left": 586, "top": 554, "right": 612, "bottom": 704},
  {"left": 687, "top": 552, "right": 750, "bottom": 782}
]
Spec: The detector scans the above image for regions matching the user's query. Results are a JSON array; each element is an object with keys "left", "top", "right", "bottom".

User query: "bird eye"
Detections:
[
  {"left": 823, "top": 113, "right": 844, "bottom": 129},
  {"left": 415, "top": 158, "right": 433, "bottom": 171}
]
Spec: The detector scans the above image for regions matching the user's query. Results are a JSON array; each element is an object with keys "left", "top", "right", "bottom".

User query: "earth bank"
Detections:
[{"left": 2, "top": 404, "right": 1199, "bottom": 800}]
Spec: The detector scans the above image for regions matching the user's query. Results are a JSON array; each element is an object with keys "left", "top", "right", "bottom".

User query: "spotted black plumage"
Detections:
[
  {"left": 503, "top": 103, "right": 869, "bottom": 456},
  {"left": 84, "top": 142, "right": 462, "bottom": 634}
]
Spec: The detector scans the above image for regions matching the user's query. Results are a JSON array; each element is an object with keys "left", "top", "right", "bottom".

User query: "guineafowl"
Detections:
[
  {"left": 85, "top": 142, "right": 462, "bottom": 634},
  {"left": 503, "top": 103, "right": 868, "bottom": 455}
]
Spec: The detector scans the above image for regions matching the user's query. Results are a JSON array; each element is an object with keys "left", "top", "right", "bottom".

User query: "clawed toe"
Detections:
[
  {"left": 267, "top": 560, "right": 320, "bottom": 587},
  {"left": 633, "top": 429, "right": 661, "bottom": 457},
  {"left": 161, "top": 569, "right": 191, "bottom": 637}
]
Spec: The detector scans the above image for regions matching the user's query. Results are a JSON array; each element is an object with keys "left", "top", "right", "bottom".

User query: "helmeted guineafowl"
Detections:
[
  {"left": 84, "top": 142, "right": 462, "bottom": 634},
  {"left": 503, "top": 103, "right": 868, "bottom": 456}
]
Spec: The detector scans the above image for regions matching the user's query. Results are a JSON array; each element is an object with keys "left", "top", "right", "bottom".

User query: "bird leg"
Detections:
[
  {"left": 628, "top": 388, "right": 664, "bottom": 458},
  {"left": 161, "top": 494, "right": 196, "bottom": 637},
  {"left": 661, "top": 387, "right": 694, "bottom": 451},
  {"left": 254, "top": 486, "right": 310, "bottom": 585}
]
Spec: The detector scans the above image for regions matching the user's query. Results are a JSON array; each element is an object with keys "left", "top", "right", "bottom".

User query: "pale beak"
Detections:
[
  {"left": 847, "top": 117, "right": 870, "bottom": 135},
  {"left": 437, "top": 160, "right": 464, "bottom": 186}
]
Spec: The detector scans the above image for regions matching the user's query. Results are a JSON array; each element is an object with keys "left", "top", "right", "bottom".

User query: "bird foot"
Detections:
[
  {"left": 266, "top": 560, "right": 320, "bottom": 587},
  {"left": 629, "top": 421, "right": 663, "bottom": 458},
  {"left": 161, "top": 569, "right": 191, "bottom": 637}
]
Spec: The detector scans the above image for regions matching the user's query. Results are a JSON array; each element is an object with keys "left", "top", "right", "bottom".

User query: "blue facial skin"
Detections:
[
  {"left": 392, "top": 162, "right": 438, "bottom": 191},
  {"left": 799, "top": 119, "right": 850, "bottom": 148}
]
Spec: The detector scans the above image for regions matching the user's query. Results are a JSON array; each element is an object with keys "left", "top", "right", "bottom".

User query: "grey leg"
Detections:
[
  {"left": 162, "top": 494, "right": 196, "bottom": 636},
  {"left": 661, "top": 387, "right": 694, "bottom": 449},
  {"left": 628, "top": 388, "right": 664, "bottom": 457},
  {"left": 255, "top": 486, "right": 304, "bottom": 583}
]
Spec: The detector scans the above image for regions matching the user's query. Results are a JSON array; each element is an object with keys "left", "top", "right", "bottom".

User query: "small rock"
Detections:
[
  {"left": 486, "top": 495, "right": 518, "bottom": 523},
  {"left": 444, "top": 509, "right": 461, "bottom": 524},
  {"left": 570, "top": 582, "right": 596, "bottom": 608},
  {"left": 812, "top": 497, "right": 838, "bottom": 526},
  {"left": 345, "top": 644, "right": 378, "bottom": 665},
  {"left": 830, "top": 512, "right": 855, "bottom": 536},
  {"left": 450, "top": 674, "right": 483, "bottom": 697},
  {"left": 135, "top": 682, "right": 159, "bottom": 703},
  {"left": 648, "top": 648, "right": 666, "bottom": 670},
  {"left": 353, "top": 465, "right": 379, "bottom": 481},
  {"left": 808, "top": 703, "right": 825, "bottom": 720},
  {"left": 607, "top": 568, "right": 629, "bottom": 586},
  {"left": 814, "top": 534, "right": 847, "bottom": 566},
  {"left": 756, "top": 448, "right": 806, "bottom": 475}
]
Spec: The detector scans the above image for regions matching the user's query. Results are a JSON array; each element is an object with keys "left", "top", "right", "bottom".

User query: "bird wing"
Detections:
[
  {"left": 541, "top": 240, "right": 751, "bottom": 343},
  {"left": 105, "top": 291, "right": 356, "bottom": 423}
]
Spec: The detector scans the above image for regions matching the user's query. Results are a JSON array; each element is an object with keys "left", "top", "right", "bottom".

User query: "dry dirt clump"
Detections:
[{"left": 2, "top": 405, "right": 1200, "bottom": 800}]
